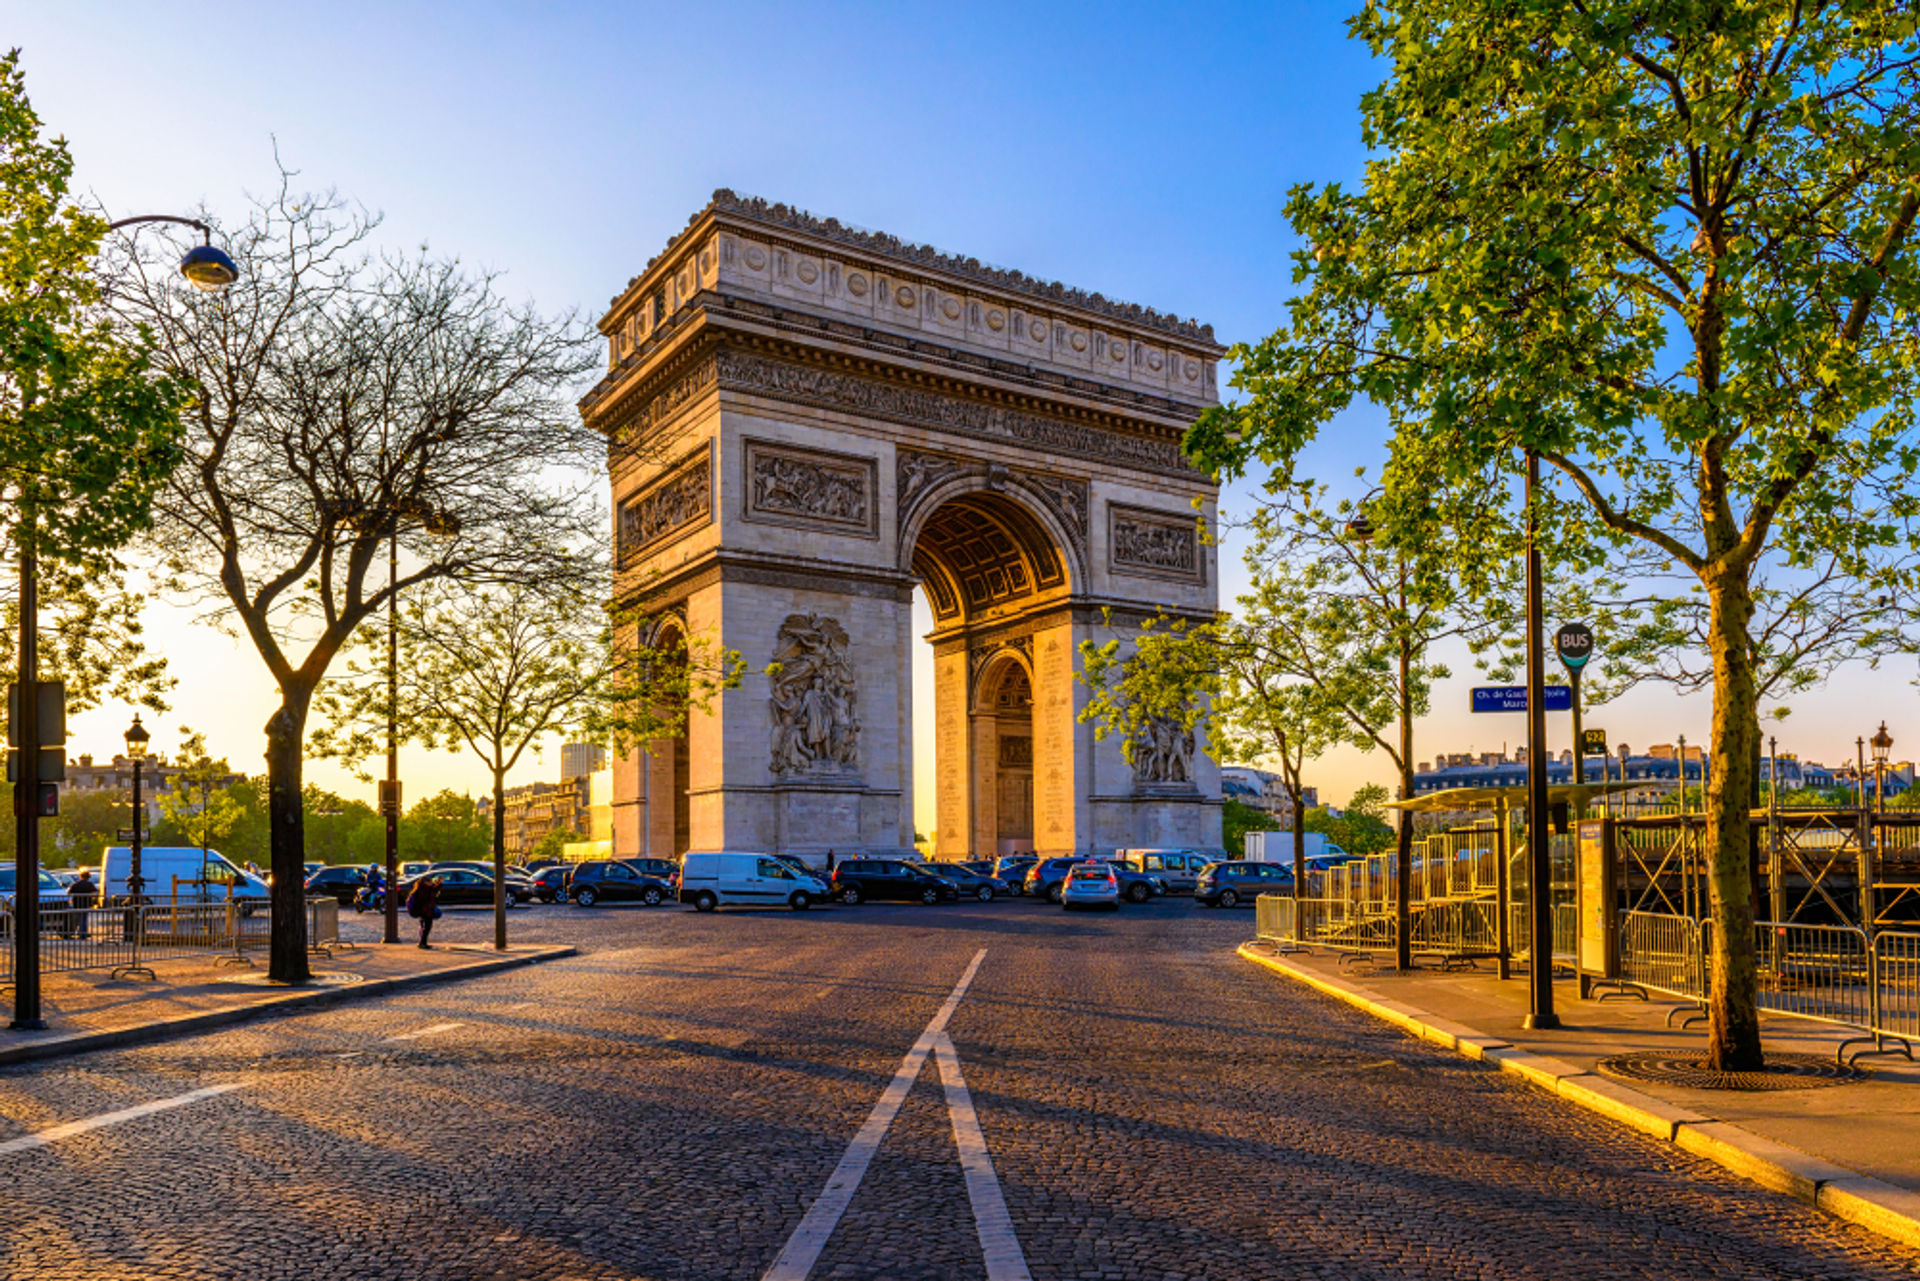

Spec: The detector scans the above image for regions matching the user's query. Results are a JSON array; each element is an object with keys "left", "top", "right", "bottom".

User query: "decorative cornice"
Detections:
[{"left": 618, "top": 190, "right": 1216, "bottom": 343}]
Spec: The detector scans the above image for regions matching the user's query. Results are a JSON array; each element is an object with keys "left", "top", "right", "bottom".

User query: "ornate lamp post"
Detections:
[
  {"left": 1872, "top": 722, "right": 1893, "bottom": 815},
  {"left": 124, "top": 715, "right": 150, "bottom": 902},
  {"left": 9, "top": 217, "right": 233, "bottom": 1031}
]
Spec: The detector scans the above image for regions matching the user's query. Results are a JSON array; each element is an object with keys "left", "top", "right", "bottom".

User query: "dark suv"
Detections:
[
  {"left": 1194, "top": 859, "right": 1292, "bottom": 907},
  {"left": 831, "top": 859, "right": 959, "bottom": 905},
  {"left": 568, "top": 860, "right": 673, "bottom": 907},
  {"left": 1023, "top": 857, "right": 1160, "bottom": 904},
  {"left": 303, "top": 865, "right": 365, "bottom": 906}
]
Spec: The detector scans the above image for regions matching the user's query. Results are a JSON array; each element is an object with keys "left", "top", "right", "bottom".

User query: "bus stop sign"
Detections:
[{"left": 1556, "top": 622, "right": 1594, "bottom": 671}]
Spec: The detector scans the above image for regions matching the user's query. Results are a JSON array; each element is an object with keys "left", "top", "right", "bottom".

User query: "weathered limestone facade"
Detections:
[{"left": 583, "top": 192, "right": 1222, "bottom": 861}]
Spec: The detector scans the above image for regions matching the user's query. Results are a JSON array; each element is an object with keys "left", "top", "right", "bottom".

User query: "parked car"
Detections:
[
  {"left": 831, "top": 859, "right": 959, "bottom": 905},
  {"left": 528, "top": 866, "right": 571, "bottom": 903},
  {"left": 48, "top": 869, "right": 80, "bottom": 888},
  {"left": 622, "top": 857, "right": 681, "bottom": 886},
  {"left": 993, "top": 856, "right": 1039, "bottom": 894},
  {"left": 924, "top": 862, "right": 1005, "bottom": 902},
  {"left": 1060, "top": 861, "right": 1121, "bottom": 911},
  {"left": 0, "top": 864, "right": 69, "bottom": 907},
  {"left": 1194, "top": 859, "right": 1292, "bottom": 907},
  {"left": 304, "top": 865, "right": 366, "bottom": 906},
  {"left": 1024, "top": 857, "right": 1159, "bottom": 904},
  {"left": 568, "top": 860, "right": 673, "bottom": 908},
  {"left": 400, "top": 861, "right": 431, "bottom": 880},
  {"left": 679, "top": 851, "right": 828, "bottom": 912},
  {"left": 396, "top": 868, "right": 507, "bottom": 908},
  {"left": 524, "top": 857, "right": 562, "bottom": 873},
  {"left": 1114, "top": 848, "right": 1224, "bottom": 894},
  {"left": 427, "top": 861, "right": 535, "bottom": 903}
]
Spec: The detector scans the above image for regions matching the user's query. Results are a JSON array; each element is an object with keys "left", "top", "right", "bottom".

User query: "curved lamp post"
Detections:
[
  {"left": 1872, "top": 722, "right": 1893, "bottom": 815},
  {"left": 11, "top": 216, "right": 236, "bottom": 1031},
  {"left": 124, "top": 714, "right": 151, "bottom": 902}
]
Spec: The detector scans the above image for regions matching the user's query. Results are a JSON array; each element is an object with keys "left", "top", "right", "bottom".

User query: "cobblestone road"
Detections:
[{"left": 0, "top": 896, "right": 1913, "bottom": 1279}]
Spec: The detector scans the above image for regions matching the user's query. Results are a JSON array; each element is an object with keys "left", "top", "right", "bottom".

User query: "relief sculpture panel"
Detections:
[
  {"left": 1108, "top": 504, "right": 1203, "bottom": 583},
  {"left": 617, "top": 447, "right": 712, "bottom": 567},
  {"left": 743, "top": 439, "right": 879, "bottom": 538},
  {"left": 769, "top": 613, "right": 861, "bottom": 777}
]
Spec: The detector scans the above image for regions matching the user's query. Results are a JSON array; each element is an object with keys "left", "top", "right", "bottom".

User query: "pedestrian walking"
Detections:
[
  {"left": 407, "top": 875, "right": 443, "bottom": 948},
  {"left": 66, "top": 869, "right": 98, "bottom": 939},
  {"left": 825, "top": 848, "right": 836, "bottom": 873}
]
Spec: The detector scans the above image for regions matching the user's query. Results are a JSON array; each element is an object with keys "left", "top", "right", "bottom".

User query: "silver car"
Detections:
[{"left": 1059, "top": 861, "right": 1120, "bottom": 911}]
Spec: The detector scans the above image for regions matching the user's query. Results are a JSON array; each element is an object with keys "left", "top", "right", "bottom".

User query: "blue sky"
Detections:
[{"left": 15, "top": 1, "right": 1876, "bottom": 830}]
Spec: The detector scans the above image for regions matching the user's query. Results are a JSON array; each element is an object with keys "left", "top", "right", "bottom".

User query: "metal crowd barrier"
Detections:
[
  {"left": 1754, "top": 922, "right": 1873, "bottom": 1030},
  {"left": 1618, "top": 910, "right": 1708, "bottom": 1003},
  {"left": 0, "top": 899, "right": 315, "bottom": 986}
]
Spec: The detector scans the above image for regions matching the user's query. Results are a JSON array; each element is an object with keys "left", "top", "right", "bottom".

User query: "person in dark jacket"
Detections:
[
  {"left": 65, "top": 869, "right": 98, "bottom": 939},
  {"left": 407, "top": 876, "right": 443, "bottom": 948}
]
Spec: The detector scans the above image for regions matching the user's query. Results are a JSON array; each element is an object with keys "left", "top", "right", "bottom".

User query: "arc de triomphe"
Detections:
[{"left": 581, "top": 192, "right": 1222, "bottom": 862}]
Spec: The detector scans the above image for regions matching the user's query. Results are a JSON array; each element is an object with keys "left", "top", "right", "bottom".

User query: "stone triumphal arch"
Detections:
[{"left": 581, "top": 192, "right": 1223, "bottom": 861}]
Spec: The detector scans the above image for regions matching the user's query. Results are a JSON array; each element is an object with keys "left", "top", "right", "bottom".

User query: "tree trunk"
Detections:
[
  {"left": 264, "top": 690, "right": 313, "bottom": 984},
  {"left": 493, "top": 767, "right": 508, "bottom": 951},
  {"left": 1291, "top": 787, "right": 1307, "bottom": 907},
  {"left": 1704, "top": 564, "right": 1763, "bottom": 1071}
]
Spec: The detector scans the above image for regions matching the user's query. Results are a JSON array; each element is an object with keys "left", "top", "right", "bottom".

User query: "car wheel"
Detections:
[
  {"left": 1126, "top": 882, "right": 1150, "bottom": 904},
  {"left": 790, "top": 891, "right": 812, "bottom": 911},
  {"left": 573, "top": 886, "right": 599, "bottom": 907},
  {"left": 642, "top": 886, "right": 663, "bottom": 906},
  {"left": 838, "top": 886, "right": 862, "bottom": 905},
  {"left": 1047, "top": 883, "right": 1064, "bottom": 905},
  {"left": 975, "top": 885, "right": 994, "bottom": 903},
  {"left": 693, "top": 890, "right": 718, "bottom": 913},
  {"left": 1217, "top": 888, "right": 1239, "bottom": 908},
  {"left": 921, "top": 887, "right": 940, "bottom": 905}
]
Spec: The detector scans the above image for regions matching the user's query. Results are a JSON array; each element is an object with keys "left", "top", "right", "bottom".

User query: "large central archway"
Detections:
[{"left": 904, "top": 483, "right": 1078, "bottom": 859}]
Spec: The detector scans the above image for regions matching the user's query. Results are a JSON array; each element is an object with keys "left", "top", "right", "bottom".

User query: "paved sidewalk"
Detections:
[
  {"left": 0, "top": 939, "right": 573, "bottom": 1066},
  {"left": 1241, "top": 938, "right": 1920, "bottom": 1248}
]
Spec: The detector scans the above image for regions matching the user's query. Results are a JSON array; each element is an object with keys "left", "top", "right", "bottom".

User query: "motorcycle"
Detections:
[{"left": 352, "top": 882, "right": 389, "bottom": 914}]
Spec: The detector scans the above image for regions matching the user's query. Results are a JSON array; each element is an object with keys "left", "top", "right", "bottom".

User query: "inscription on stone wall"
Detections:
[
  {"left": 743, "top": 440, "right": 878, "bottom": 538},
  {"left": 1108, "top": 504, "right": 1203, "bottom": 583},
  {"left": 769, "top": 613, "right": 861, "bottom": 777},
  {"left": 617, "top": 448, "right": 712, "bottom": 566}
]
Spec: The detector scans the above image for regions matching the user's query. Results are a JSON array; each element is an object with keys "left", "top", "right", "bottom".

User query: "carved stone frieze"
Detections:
[
  {"left": 1108, "top": 504, "right": 1203, "bottom": 583},
  {"left": 769, "top": 613, "right": 860, "bottom": 777},
  {"left": 607, "top": 356, "right": 719, "bottom": 461},
  {"left": 897, "top": 449, "right": 967, "bottom": 514},
  {"left": 742, "top": 439, "right": 879, "bottom": 538},
  {"left": 1024, "top": 473, "right": 1090, "bottom": 540},
  {"left": 1133, "top": 714, "right": 1196, "bottom": 787},
  {"left": 998, "top": 736, "right": 1033, "bottom": 768},
  {"left": 617, "top": 447, "right": 712, "bottom": 567},
  {"left": 718, "top": 350, "right": 1190, "bottom": 475}
]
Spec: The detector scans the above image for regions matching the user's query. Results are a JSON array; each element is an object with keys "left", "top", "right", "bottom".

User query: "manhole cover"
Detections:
[
  {"left": 219, "top": 970, "right": 364, "bottom": 988},
  {"left": 1598, "top": 1052, "right": 1867, "bottom": 1090}
]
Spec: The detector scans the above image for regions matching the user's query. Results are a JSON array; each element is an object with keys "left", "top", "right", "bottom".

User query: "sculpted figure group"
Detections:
[{"left": 769, "top": 613, "right": 861, "bottom": 776}]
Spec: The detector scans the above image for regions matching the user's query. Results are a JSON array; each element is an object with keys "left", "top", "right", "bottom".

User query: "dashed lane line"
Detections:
[
  {"left": 0, "top": 1084, "right": 245, "bottom": 1155},
  {"left": 933, "top": 1032, "right": 1032, "bottom": 1281},
  {"left": 383, "top": 1022, "right": 464, "bottom": 1043},
  {"left": 761, "top": 948, "right": 988, "bottom": 1281}
]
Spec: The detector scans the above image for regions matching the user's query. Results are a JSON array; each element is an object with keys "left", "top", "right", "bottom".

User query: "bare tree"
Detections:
[{"left": 106, "top": 176, "right": 601, "bottom": 981}]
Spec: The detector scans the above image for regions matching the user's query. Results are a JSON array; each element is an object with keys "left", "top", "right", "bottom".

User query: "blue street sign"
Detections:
[{"left": 1472, "top": 684, "right": 1573, "bottom": 713}]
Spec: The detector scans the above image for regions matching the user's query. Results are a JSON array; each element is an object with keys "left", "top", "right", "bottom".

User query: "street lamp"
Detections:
[
  {"left": 124, "top": 714, "right": 150, "bottom": 903},
  {"left": 9, "top": 216, "right": 234, "bottom": 1032},
  {"left": 1344, "top": 501, "right": 1413, "bottom": 972},
  {"left": 1872, "top": 722, "right": 1893, "bottom": 815}
]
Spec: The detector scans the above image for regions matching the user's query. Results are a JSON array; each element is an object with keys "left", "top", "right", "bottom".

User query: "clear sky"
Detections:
[{"left": 11, "top": 2, "right": 1902, "bottom": 833}]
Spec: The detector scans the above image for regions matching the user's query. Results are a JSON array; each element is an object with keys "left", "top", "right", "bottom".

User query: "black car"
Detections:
[
  {"left": 830, "top": 859, "right": 959, "bottom": 905},
  {"left": 568, "top": 860, "right": 673, "bottom": 907},
  {"left": 622, "top": 856, "right": 680, "bottom": 885},
  {"left": 993, "top": 855, "right": 1039, "bottom": 894},
  {"left": 303, "top": 865, "right": 366, "bottom": 906},
  {"left": 528, "top": 865, "right": 571, "bottom": 903},
  {"left": 397, "top": 868, "right": 511, "bottom": 908},
  {"left": 1023, "top": 857, "right": 1160, "bottom": 904},
  {"left": 923, "top": 862, "right": 1005, "bottom": 903},
  {"left": 1194, "top": 859, "right": 1293, "bottom": 907},
  {"left": 429, "top": 861, "right": 535, "bottom": 903}
]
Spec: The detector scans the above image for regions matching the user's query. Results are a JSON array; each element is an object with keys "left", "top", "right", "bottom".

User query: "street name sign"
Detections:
[{"left": 1471, "top": 685, "right": 1574, "bottom": 713}]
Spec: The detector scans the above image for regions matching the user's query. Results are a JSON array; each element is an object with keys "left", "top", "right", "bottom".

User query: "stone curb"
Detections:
[
  {"left": 1237, "top": 941, "right": 1920, "bottom": 1253},
  {"left": 0, "top": 944, "right": 577, "bottom": 1069}
]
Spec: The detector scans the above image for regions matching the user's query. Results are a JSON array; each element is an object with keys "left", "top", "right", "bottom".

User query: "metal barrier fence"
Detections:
[
  {"left": 1754, "top": 922, "right": 1874, "bottom": 1030},
  {"left": 1618, "top": 910, "right": 1708, "bottom": 1002},
  {"left": 0, "top": 899, "right": 318, "bottom": 986}
]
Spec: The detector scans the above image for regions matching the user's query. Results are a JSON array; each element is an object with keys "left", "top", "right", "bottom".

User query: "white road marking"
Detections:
[
  {"left": 383, "top": 1021, "right": 463, "bottom": 1043},
  {"left": 762, "top": 949, "right": 987, "bottom": 1281},
  {"left": 0, "top": 1084, "right": 244, "bottom": 1155},
  {"left": 933, "top": 1033, "right": 1032, "bottom": 1281}
]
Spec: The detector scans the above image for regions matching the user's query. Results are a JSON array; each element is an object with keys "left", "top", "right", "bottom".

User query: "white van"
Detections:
[
  {"left": 678, "top": 851, "right": 828, "bottom": 912},
  {"left": 97, "top": 846, "right": 269, "bottom": 902}
]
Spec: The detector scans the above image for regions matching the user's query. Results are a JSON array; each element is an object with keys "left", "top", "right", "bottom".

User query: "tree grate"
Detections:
[{"left": 1598, "top": 1052, "right": 1868, "bottom": 1091}]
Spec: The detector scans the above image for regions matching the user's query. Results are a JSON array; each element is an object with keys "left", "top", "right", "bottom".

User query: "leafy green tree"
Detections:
[
  {"left": 46, "top": 788, "right": 129, "bottom": 867},
  {"left": 108, "top": 178, "right": 601, "bottom": 982},
  {"left": 156, "top": 730, "right": 243, "bottom": 856},
  {"left": 528, "top": 827, "right": 583, "bottom": 865},
  {"left": 1221, "top": 799, "right": 1277, "bottom": 863},
  {"left": 1186, "top": 5, "right": 1920, "bottom": 1069},
  {"left": 400, "top": 790, "right": 489, "bottom": 865}
]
